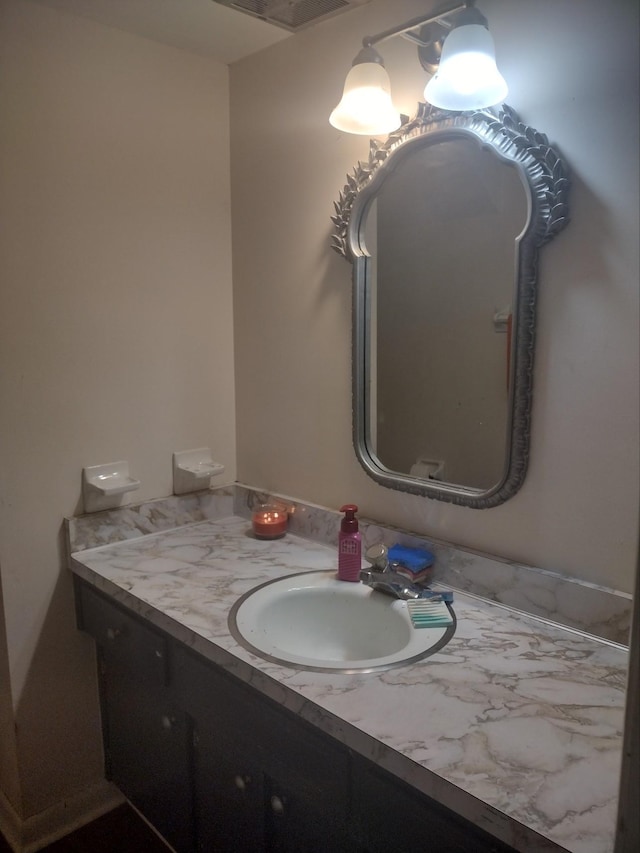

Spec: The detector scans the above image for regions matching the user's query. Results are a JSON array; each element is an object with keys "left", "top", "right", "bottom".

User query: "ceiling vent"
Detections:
[{"left": 212, "top": 0, "right": 371, "bottom": 32}]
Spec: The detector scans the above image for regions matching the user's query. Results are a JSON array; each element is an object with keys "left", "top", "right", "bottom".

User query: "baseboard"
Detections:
[
  {"left": 0, "top": 788, "right": 22, "bottom": 853},
  {"left": 0, "top": 780, "right": 124, "bottom": 853}
]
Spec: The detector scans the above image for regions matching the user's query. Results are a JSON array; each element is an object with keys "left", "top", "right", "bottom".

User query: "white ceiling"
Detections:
[{"left": 30, "top": 0, "right": 292, "bottom": 64}]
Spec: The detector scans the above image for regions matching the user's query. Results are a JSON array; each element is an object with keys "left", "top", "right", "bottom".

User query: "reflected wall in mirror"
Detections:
[
  {"left": 332, "top": 104, "right": 570, "bottom": 508},
  {"left": 367, "top": 138, "right": 527, "bottom": 490}
]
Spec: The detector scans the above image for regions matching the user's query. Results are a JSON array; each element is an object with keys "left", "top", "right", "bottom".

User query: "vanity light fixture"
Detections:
[
  {"left": 329, "top": 0, "right": 508, "bottom": 136},
  {"left": 329, "top": 44, "right": 402, "bottom": 136}
]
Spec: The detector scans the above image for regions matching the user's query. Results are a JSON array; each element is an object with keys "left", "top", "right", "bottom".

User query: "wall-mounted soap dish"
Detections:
[
  {"left": 173, "top": 448, "right": 225, "bottom": 495},
  {"left": 82, "top": 461, "right": 140, "bottom": 513},
  {"left": 409, "top": 458, "right": 445, "bottom": 481}
]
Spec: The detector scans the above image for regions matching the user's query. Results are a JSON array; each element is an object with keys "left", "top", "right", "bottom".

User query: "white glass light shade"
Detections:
[
  {"left": 424, "top": 24, "right": 508, "bottom": 111},
  {"left": 329, "top": 62, "right": 401, "bottom": 136}
]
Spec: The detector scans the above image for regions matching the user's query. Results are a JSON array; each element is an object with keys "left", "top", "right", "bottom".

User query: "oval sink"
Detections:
[{"left": 228, "top": 570, "right": 455, "bottom": 673}]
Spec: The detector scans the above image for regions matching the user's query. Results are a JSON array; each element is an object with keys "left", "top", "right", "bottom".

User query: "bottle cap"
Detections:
[{"left": 340, "top": 504, "right": 359, "bottom": 533}]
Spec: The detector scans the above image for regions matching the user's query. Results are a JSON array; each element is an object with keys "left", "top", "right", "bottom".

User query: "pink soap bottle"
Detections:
[{"left": 338, "top": 504, "right": 362, "bottom": 582}]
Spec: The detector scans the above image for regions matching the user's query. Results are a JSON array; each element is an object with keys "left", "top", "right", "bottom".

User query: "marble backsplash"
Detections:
[
  {"left": 66, "top": 483, "right": 632, "bottom": 646},
  {"left": 66, "top": 487, "right": 235, "bottom": 551}
]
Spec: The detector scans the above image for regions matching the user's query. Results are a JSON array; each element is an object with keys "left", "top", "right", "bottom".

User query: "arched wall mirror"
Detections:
[{"left": 332, "top": 104, "right": 570, "bottom": 508}]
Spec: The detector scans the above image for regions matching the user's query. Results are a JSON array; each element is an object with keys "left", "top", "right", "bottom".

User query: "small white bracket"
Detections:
[
  {"left": 409, "top": 458, "right": 445, "bottom": 481},
  {"left": 82, "top": 461, "right": 141, "bottom": 513},
  {"left": 172, "top": 448, "right": 225, "bottom": 495},
  {"left": 493, "top": 306, "right": 512, "bottom": 333}
]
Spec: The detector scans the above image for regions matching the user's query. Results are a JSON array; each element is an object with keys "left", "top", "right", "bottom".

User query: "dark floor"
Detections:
[{"left": 0, "top": 804, "right": 170, "bottom": 853}]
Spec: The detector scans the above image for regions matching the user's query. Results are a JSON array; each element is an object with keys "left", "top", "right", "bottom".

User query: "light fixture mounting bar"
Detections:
[{"left": 361, "top": 1, "right": 468, "bottom": 49}]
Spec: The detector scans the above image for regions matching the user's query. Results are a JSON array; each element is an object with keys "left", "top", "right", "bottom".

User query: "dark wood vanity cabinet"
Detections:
[{"left": 75, "top": 579, "right": 516, "bottom": 853}]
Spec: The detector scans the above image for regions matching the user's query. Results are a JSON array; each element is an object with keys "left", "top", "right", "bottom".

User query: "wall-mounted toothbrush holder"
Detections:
[
  {"left": 82, "top": 461, "right": 140, "bottom": 513},
  {"left": 173, "top": 448, "right": 225, "bottom": 495}
]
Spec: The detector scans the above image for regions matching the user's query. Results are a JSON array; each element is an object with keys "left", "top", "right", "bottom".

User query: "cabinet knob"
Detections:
[
  {"left": 270, "top": 795, "right": 285, "bottom": 815},
  {"left": 161, "top": 715, "right": 176, "bottom": 730},
  {"left": 234, "top": 774, "right": 251, "bottom": 791},
  {"left": 106, "top": 627, "right": 121, "bottom": 641}
]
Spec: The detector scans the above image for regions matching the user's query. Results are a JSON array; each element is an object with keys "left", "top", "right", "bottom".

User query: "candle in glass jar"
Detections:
[{"left": 252, "top": 504, "right": 288, "bottom": 539}]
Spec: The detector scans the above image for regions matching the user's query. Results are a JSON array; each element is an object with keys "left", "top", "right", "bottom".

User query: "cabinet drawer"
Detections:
[{"left": 76, "top": 580, "right": 169, "bottom": 685}]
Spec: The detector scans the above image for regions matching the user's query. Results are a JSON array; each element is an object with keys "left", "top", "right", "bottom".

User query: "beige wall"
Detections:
[
  {"left": 231, "top": 0, "right": 639, "bottom": 594},
  {"left": 0, "top": 0, "right": 235, "bottom": 824},
  {"left": 0, "top": 0, "right": 638, "bottom": 842}
]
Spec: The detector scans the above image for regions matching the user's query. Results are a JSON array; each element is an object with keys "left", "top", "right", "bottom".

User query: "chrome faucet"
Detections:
[{"left": 359, "top": 543, "right": 422, "bottom": 600}]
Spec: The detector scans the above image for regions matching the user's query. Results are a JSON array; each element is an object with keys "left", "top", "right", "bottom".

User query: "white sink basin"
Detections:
[{"left": 228, "top": 570, "right": 455, "bottom": 673}]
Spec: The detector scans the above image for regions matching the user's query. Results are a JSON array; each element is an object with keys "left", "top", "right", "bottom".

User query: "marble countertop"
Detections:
[{"left": 69, "top": 515, "right": 628, "bottom": 853}]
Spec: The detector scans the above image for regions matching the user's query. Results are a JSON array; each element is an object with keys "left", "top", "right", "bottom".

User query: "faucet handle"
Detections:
[{"left": 365, "top": 543, "right": 388, "bottom": 570}]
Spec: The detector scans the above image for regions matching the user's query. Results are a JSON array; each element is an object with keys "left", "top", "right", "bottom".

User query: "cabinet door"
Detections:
[
  {"left": 264, "top": 771, "right": 359, "bottom": 853},
  {"left": 351, "top": 757, "right": 515, "bottom": 853},
  {"left": 261, "top": 708, "right": 353, "bottom": 853},
  {"left": 173, "top": 646, "right": 265, "bottom": 852},
  {"left": 173, "top": 645, "right": 355, "bottom": 853},
  {"left": 77, "top": 581, "right": 194, "bottom": 853},
  {"left": 100, "top": 653, "right": 194, "bottom": 853},
  {"left": 191, "top": 716, "right": 264, "bottom": 852}
]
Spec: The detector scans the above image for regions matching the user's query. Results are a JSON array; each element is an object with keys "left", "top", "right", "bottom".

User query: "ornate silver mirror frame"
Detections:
[{"left": 332, "top": 104, "right": 570, "bottom": 508}]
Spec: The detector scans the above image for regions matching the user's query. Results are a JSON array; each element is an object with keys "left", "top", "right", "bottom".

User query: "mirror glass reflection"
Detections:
[{"left": 362, "top": 137, "right": 527, "bottom": 491}]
